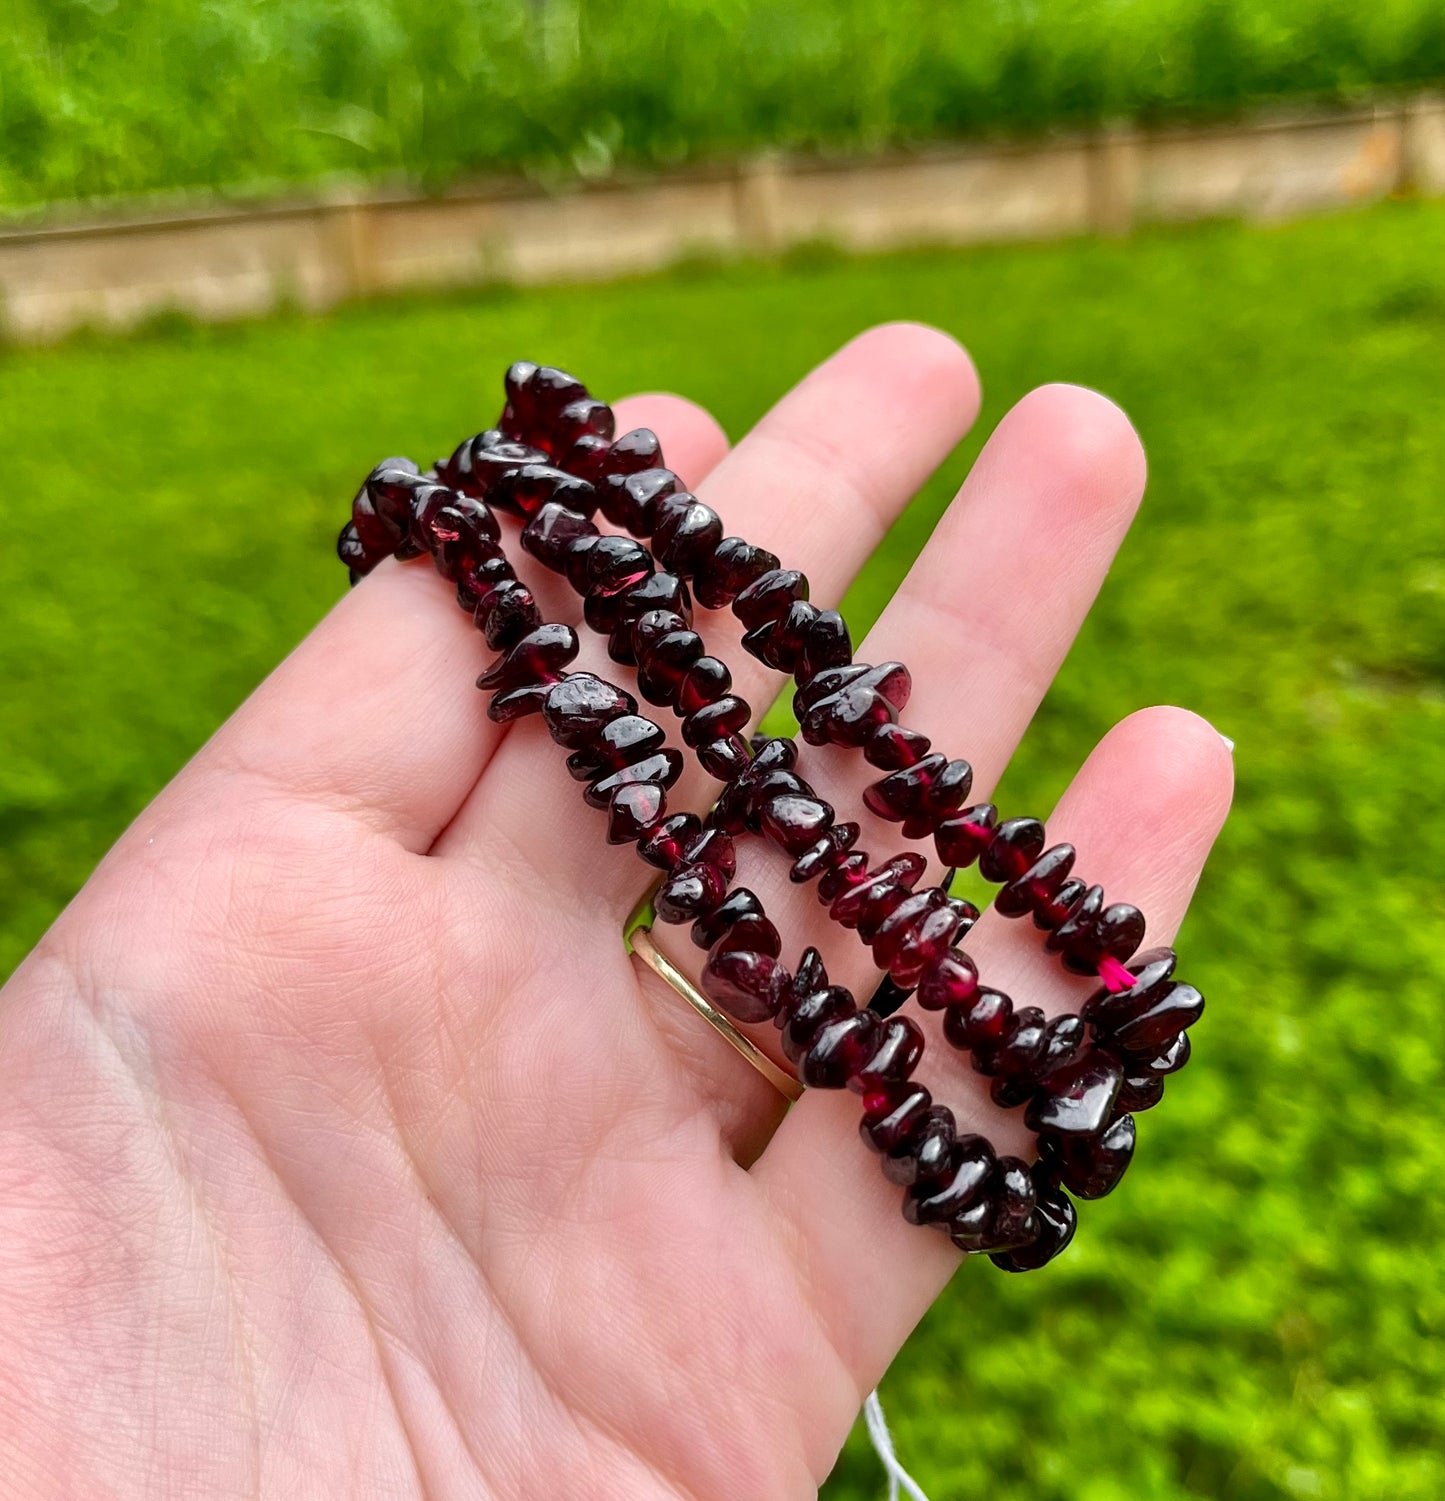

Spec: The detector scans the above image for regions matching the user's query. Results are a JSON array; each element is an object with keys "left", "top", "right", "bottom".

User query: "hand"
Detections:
[{"left": 0, "top": 325, "right": 1232, "bottom": 1499}]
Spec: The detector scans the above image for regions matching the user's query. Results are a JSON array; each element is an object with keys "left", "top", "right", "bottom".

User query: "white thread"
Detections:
[{"left": 863, "top": 1389, "right": 932, "bottom": 1501}]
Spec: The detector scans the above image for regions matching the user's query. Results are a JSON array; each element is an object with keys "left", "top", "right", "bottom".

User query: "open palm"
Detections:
[{"left": 0, "top": 326, "right": 1232, "bottom": 1498}]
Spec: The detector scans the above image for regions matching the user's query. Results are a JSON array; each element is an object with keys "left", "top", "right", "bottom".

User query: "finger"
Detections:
[
  {"left": 447, "top": 323, "right": 982, "bottom": 902},
  {"left": 171, "top": 394, "right": 729, "bottom": 853},
  {"left": 752, "top": 707, "right": 1234, "bottom": 1395}
]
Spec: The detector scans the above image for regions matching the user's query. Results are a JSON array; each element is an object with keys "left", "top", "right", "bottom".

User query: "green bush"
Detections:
[
  {"left": 2, "top": 199, "right": 1443, "bottom": 1496},
  {"left": 4, "top": 0, "right": 1445, "bottom": 210}
]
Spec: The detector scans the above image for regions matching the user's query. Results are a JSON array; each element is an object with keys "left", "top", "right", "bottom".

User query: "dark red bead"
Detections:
[
  {"left": 359, "top": 457, "right": 422, "bottom": 535},
  {"left": 654, "top": 861, "right": 728, "bottom": 923},
  {"left": 541, "top": 673, "right": 636, "bottom": 747},
  {"left": 703, "top": 949, "right": 786, "bottom": 1023},
  {"left": 1061, "top": 901, "right": 1148, "bottom": 976},
  {"left": 980, "top": 1158, "right": 1039, "bottom": 1252},
  {"left": 869, "top": 888, "right": 940, "bottom": 962},
  {"left": 549, "top": 396, "right": 615, "bottom": 455},
  {"left": 492, "top": 462, "right": 598, "bottom": 520},
  {"left": 829, "top": 851, "right": 926, "bottom": 935},
  {"left": 521, "top": 502, "right": 598, "bottom": 570},
  {"left": 779, "top": 947, "right": 829, "bottom": 1019},
  {"left": 874, "top": 892, "right": 963, "bottom": 988},
  {"left": 427, "top": 494, "right": 499, "bottom": 576},
  {"left": 934, "top": 803, "right": 998, "bottom": 867},
  {"left": 691, "top": 888, "right": 764, "bottom": 949},
  {"left": 694, "top": 537, "right": 780, "bottom": 610},
  {"left": 477, "top": 578, "right": 540, "bottom": 651},
  {"left": 1044, "top": 1113, "right": 1137, "bottom": 1199},
  {"left": 351, "top": 486, "right": 400, "bottom": 557},
  {"left": 684, "top": 826, "right": 736, "bottom": 877},
  {"left": 653, "top": 495, "right": 724, "bottom": 575},
  {"left": 978, "top": 1005, "right": 1048, "bottom": 1078},
  {"left": 606, "top": 782, "right": 666, "bottom": 844},
  {"left": 337, "top": 521, "right": 372, "bottom": 578},
  {"left": 979, "top": 817, "right": 1047, "bottom": 883},
  {"left": 599, "top": 572, "right": 692, "bottom": 649},
  {"left": 681, "top": 695, "right": 751, "bottom": 747},
  {"left": 902, "top": 759, "right": 974, "bottom": 839},
  {"left": 441, "top": 431, "right": 548, "bottom": 500},
  {"left": 780, "top": 985, "right": 855, "bottom": 1064},
  {"left": 1035, "top": 1013, "right": 1087, "bottom": 1081},
  {"left": 795, "top": 661, "right": 911, "bottom": 747},
  {"left": 596, "top": 427, "right": 662, "bottom": 489},
  {"left": 584, "top": 749, "right": 684, "bottom": 810},
  {"left": 578, "top": 534, "right": 654, "bottom": 598},
  {"left": 1030, "top": 875, "right": 1084, "bottom": 931},
  {"left": 560, "top": 432, "right": 611, "bottom": 483},
  {"left": 904, "top": 1135, "right": 995, "bottom": 1227},
  {"left": 852, "top": 1015, "right": 925, "bottom": 1092},
  {"left": 637, "top": 630, "right": 705, "bottom": 706},
  {"left": 860, "top": 1083, "right": 933, "bottom": 1156},
  {"left": 881, "top": 1104, "right": 957, "bottom": 1188},
  {"left": 487, "top": 683, "right": 550, "bottom": 722},
  {"left": 1117, "top": 1070, "right": 1166, "bottom": 1113},
  {"left": 457, "top": 550, "right": 512, "bottom": 611},
  {"left": 630, "top": 608, "right": 689, "bottom": 656},
  {"left": 477, "top": 623, "right": 579, "bottom": 691},
  {"left": 946, "top": 1195, "right": 997, "bottom": 1254},
  {"left": 756, "top": 599, "right": 822, "bottom": 672},
  {"left": 863, "top": 754, "right": 948, "bottom": 822},
  {"left": 865, "top": 722, "right": 931, "bottom": 770},
  {"left": 789, "top": 821, "right": 860, "bottom": 883},
  {"left": 719, "top": 747, "right": 804, "bottom": 828},
  {"left": 942, "top": 987, "right": 1013, "bottom": 1051},
  {"left": 698, "top": 735, "right": 751, "bottom": 780},
  {"left": 713, "top": 914, "right": 781, "bottom": 964},
  {"left": 733, "top": 568, "right": 808, "bottom": 630},
  {"left": 565, "top": 715, "right": 668, "bottom": 781},
  {"left": 798, "top": 610, "right": 853, "bottom": 680},
  {"left": 918, "top": 949, "right": 979, "bottom": 1012},
  {"left": 760, "top": 793, "right": 836, "bottom": 856},
  {"left": 1149, "top": 1031, "right": 1192, "bottom": 1075},
  {"left": 678, "top": 657, "right": 732, "bottom": 713},
  {"left": 1108, "top": 981, "right": 1203, "bottom": 1055},
  {"left": 600, "top": 467, "right": 680, "bottom": 534},
  {"left": 1082, "top": 948, "right": 1177, "bottom": 1029},
  {"left": 407, "top": 482, "right": 455, "bottom": 551},
  {"left": 991, "top": 1183, "right": 1076, "bottom": 1272},
  {"left": 1025, "top": 1047, "right": 1124, "bottom": 1137},
  {"left": 1046, "top": 883, "right": 1105, "bottom": 956},
  {"left": 801, "top": 1010, "right": 881, "bottom": 1090},
  {"left": 995, "top": 843, "right": 1077, "bottom": 919},
  {"left": 817, "top": 850, "right": 870, "bottom": 904},
  {"left": 638, "top": 813, "right": 703, "bottom": 871}
]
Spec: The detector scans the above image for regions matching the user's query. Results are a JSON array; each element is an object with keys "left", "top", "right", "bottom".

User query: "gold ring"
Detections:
[{"left": 628, "top": 926, "right": 805, "bottom": 1103}]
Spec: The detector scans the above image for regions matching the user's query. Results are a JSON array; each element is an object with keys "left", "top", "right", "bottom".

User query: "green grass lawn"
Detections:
[{"left": 3, "top": 200, "right": 1444, "bottom": 1498}]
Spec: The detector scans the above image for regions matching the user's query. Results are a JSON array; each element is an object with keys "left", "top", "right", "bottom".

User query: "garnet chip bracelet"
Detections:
[{"left": 335, "top": 360, "right": 1207, "bottom": 1270}]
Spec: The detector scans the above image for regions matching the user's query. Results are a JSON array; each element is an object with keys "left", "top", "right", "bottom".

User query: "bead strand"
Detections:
[
  {"left": 476, "top": 365, "right": 1199, "bottom": 1212},
  {"left": 476, "top": 360, "right": 1203, "bottom": 1257}
]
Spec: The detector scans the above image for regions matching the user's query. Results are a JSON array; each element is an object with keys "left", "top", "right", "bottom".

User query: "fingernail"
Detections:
[{"left": 1219, "top": 733, "right": 1235, "bottom": 755}]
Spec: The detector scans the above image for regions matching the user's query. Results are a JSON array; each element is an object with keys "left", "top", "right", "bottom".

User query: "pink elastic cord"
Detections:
[{"left": 1097, "top": 956, "right": 1138, "bottom": 992}]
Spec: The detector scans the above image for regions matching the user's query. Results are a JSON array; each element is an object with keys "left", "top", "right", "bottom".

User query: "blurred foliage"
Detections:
[
  {"left": 4, "top": 0, "right": 1445, "bottom": 209},
  {"left": 2, "top": 200, "right": 1444, "bottom": 1497}
]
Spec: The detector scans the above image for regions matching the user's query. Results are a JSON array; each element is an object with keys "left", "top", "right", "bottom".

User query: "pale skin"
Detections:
[{"left": 0, "top": 325, "right": 1233, "bottom": 1499}]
